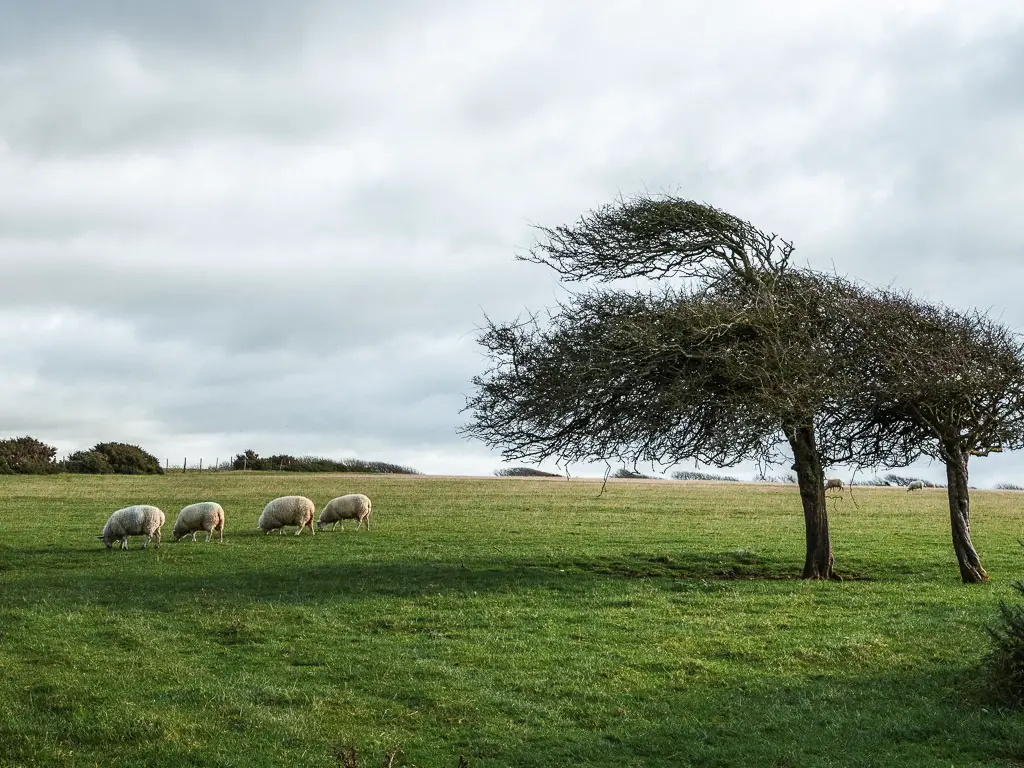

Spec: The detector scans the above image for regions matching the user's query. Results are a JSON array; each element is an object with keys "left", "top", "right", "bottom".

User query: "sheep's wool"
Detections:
[{"left": 257, "top": 496, "right": 316, "bottom": 534}]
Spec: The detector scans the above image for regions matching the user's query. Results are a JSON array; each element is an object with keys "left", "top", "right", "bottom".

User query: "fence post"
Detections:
[
  {"left": 199, "top": 458, "right": 203, "bottom": 472},
  {"left": 165, "top": 458, "right": 169, "bottom": 471},
  {"left": 183, "top": 458, "right": 187, "bottom": 473}
]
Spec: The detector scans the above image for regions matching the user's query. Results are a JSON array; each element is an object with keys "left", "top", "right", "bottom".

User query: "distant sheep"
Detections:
[
  {"left": 907, "top": 480, "right": 925, "bottom": 492},
  {"left": 173, "top": 502, "right": 225, "bottom": 543},
  {"left": 98, "top": 505, "right": 165, "bottom": 550},
  {"left": 257, "top": 496, "right": 315, "bottom": 535},
  {"left": 317, "top": 494, "right": 372, "bottom": 532},
  {"left": 824, "top": 479, "right": 844, "bottom": 491}
]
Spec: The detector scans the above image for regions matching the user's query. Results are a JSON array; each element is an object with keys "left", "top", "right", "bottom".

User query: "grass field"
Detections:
[{"left": 0, "top": 473, "right": 1022, "bottom": 767}]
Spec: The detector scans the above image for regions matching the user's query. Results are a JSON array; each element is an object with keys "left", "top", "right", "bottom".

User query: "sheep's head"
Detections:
[{"left": 97, "top": 534, "right": 113, "bottom": 549}]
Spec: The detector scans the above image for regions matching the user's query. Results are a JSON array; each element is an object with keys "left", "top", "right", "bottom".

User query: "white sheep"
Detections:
[
  {"left": 98, "top": 505, "right": 165, "bottom": 550},
  {"left": 173, "top": 502, "right": 225, "bottom": 543},
  {"left": 257, "top": 496, "right": 316, "bottom": 535},
  {"left": 824, "top": 478, "right": 844, "bottom": 491},
  {"left": 907, "top": 480, "right": 925, "bottom": 492},
  {"left": 317, "top": 494, "right": 372, "bottom": 532}
]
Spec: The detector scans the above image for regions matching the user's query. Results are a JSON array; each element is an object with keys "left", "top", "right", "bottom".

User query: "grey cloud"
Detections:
[
  {"left": 0, "top": 1, "right": 412, "bottom": 64},
  {"left": 3, "top": 1, "right": 1024, "bottom": 479},
  {"left": 0, "top": 251, "right": 550, "bottom": 355}
]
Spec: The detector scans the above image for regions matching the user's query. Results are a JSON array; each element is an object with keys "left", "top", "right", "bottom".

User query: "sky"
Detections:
[{"left": 2, "top": 1, "right": 1024, "bottom": 485}]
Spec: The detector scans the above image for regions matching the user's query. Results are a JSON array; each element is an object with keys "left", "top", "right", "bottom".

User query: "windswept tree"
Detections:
[
  {"left": 843, "top": 292, "right": 1024, "bottom": 583},
  {"left": 465, "top": 197, "right": 913, "bottom": 579}
]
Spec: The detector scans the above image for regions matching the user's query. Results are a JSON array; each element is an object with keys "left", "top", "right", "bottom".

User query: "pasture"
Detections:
[{"left": 0, "top": 473, "right": 1022, "bottom": 767}]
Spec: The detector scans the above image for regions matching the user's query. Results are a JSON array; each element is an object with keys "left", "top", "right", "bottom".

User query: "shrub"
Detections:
[
  {"left": 232, "top": 449, "right": 265, "bottom": 470},
  {"left": 63, "top": 443, "right": 163, "bottom": 475},
  {"left": 494, "top": 467, "right": 561, "bottom": 477},
  {"left": 231, "top": 451, "right": 421, "bottom": 474},
  {"left": 883, "top": 473, "right": 933, "bottom": 488},
  {"left": 996, "top": 483, "right": 1024, "bottom": 491},
  {"left": 671, "top": 470, "right": 739, "bottom": 482},
  {"left": 0, "top": 436, "right": 58, "bottom": 474},
  {"left": 62, "top": 450, "right": 114, "bottom": 474},
  {"left": 851, "top": 476, "right": 891, "bottom": 486},
  {"left": 613, "top": 468, "right": 661, "bottom": 480},
  {"left": 987, "top": 549, "right": 1024, "bottom": 707},
  {"left": 92, "top": 442, "right": 163, "bottom": 474},
  {"left": 332, "top": 458, "right": 421, "bottom": 475}
]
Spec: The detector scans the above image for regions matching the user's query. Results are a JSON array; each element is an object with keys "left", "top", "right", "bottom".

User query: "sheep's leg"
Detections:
[
  {"left": 154, "top": 529, "right": 161, "bottom": 549},
  {"left": 142, "top": 536, "right": 150, "bottom": 549},
  {"left": 192, "top": 531, "right": 199, "bottom": 542},
  {"left": 120, "top": 536, "right": 129, "bottom": 550}
]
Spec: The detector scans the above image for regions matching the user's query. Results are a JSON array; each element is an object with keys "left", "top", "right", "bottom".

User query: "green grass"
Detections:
[{"left": 0, "top": 473, "right": 1022, "bottom": 767}]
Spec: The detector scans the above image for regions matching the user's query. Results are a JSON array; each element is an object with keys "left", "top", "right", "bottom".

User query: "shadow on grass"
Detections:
[
  {"left": 473, "top": 666, "right": 1024, "bottom": 768},
  {"left": 0, "top": 546, "right": 875, "bottom": 610},
  {"left": 574, "top": 552, "right": 870, "bottom": 581}
]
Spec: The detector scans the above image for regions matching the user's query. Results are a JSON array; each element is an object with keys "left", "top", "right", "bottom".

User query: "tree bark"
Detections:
[
  {"left": 785, "top": 423, "right": 834, "bottom": 580},
  {"left": 943, "top": 442, "right": 988, "bottom": 584}
]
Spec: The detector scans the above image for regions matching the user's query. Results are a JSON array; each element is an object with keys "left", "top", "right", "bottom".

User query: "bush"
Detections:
[
  {"left": 232, "top": 450, "right": 265, "bottom": 470},
  {"left": 494, "top": 467, "right": 562, "bottom": 477},
  {"left": 63, "top": 443, "right": 163, "bottom": 475},
  {"left": 62, "top": 450, "right": 114, "bottom": 474},
  {"left": 883, "top": 473, "right": 935, "bottom": 488},
  {"left": 851, "top": 476, "right": 892, "bottom": 486},
  {"left": 671, "top": 470, "right": 739, "bottom": 482},
  {"left": 93, "top": 442, "right": 163, "bottom": 474},
  {"left": 342, "top": 459, "right": 421, "bottom": 475},
  {"left": 987, "top": 549, "right": 1024, "bottom": 707},
  {"left": 613, "top": 468, "right": 661, "bottom": 480},
  {"left": 0, "top": 436, "right": 58, "bottom": 474},
  {"left": 996, "top": 483, "right": 1024, "bottom": 491},
  {"left": 231, "top": 451, "right": 421, "bottom": 474}
]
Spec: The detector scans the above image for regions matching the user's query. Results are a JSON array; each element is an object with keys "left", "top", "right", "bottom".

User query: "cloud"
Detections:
[{"left": 1, "top": 1, "right": 1023, "bottom": 482}]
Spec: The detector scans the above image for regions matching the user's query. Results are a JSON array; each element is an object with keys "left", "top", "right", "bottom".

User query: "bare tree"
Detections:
[
  {"left": 843, "top": 292, "right": 1024, "bottom": 583},
  {"left": 466, "top": 196, "right": 911, "bottom": 579}
]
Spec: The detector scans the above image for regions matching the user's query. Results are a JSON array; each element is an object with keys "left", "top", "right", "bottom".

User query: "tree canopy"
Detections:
[
  {"left": 840, "top": 290, "right": 1024, "bottom": 582},
  {"left": 466, "top": 194, "right": 1024, "bottom": 582}
]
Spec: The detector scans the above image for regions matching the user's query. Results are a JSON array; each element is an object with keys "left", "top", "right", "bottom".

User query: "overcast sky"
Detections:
[{"left": 2, "top": 1, "right": 1024, "bottom": 484}]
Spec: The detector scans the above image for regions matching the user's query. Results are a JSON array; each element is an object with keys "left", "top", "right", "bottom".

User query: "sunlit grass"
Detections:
[{"left": 0, "top": 473, "right": 1022, "bottom": 766}]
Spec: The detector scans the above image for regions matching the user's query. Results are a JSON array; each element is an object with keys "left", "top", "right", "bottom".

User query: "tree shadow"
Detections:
[
  {"left": 467, "top": 666, "right": 1022, "bottom": 768},
  {"left": 0, "top": 546, "right": 877, "bottom": 611}
]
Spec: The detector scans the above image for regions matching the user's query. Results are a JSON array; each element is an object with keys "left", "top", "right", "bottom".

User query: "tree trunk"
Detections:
[
  {"left": 943, "top": 442, "right": 988, "bottom": 584},
  {"left": 785, "top": 423, "right": 834, "bottom": 580}
]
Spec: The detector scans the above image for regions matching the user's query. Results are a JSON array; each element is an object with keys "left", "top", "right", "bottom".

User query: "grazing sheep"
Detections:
[
  {"left": 98, "top": 505, "right": 165, "bottom": 550},
  {"left": 824, "top": 478, "right": 844, "bottom": 491},
  {"left": 317, "top": 494, "right": 372, "bottom": 532},
  {"left": 257, "top": 496, "right": 316, "bottom": 535},
  {"left": 907, "top": 480, "right": 925, "bottom": 492},
  {"left": 173, "top": 502, "right": 225, "bottom": 543}
]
